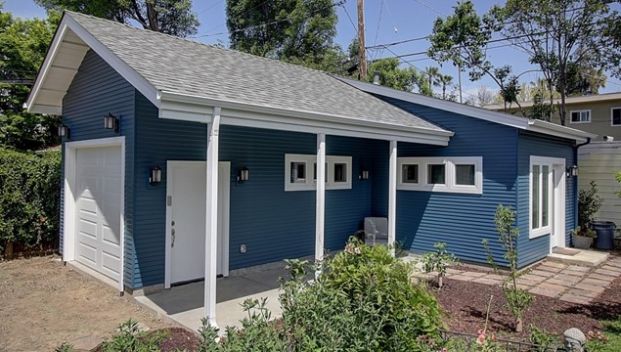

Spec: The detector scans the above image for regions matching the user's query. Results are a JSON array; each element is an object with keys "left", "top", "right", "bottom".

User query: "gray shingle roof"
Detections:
[{"left": 66, "top": 11, "right": 448, "bottom": 133}]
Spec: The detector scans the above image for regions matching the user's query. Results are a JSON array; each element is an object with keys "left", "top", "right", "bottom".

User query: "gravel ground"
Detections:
[{"left": 0, "top": 255, "right": 180, "bottom": 352}]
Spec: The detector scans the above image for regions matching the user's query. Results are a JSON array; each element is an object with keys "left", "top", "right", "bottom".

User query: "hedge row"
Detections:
[{"left": 0, "top": 147, "right": 60, "bottom": 257}]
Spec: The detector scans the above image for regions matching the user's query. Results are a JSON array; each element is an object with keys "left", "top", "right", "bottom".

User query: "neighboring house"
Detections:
[
  {"left": 26, "top": 12, "right": 593, "bottom": 324},
  {"left": 486, "top": 95, "right": 621, "bottom": 228}
]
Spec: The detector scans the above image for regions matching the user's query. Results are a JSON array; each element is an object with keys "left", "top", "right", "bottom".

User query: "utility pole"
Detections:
[{"left": 357, "top": 0, "right": 367, "bottom": 79}]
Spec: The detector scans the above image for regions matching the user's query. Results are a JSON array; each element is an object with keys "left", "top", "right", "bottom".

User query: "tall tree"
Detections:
[
  {"left": 0, "top": 7, "right": 60, "bottom": 150},
  {"left": 493, "top": 0, "right": 621, "bottom": 125},
  {"left": 35, "top": 0, "right": 199, "bottom": 37},
  {"left": 428, "top": 1, "right": 523, "bottom": 111},
  {"left": 367, "top": 58, "right": 429, "bottom": 94},
  {"left": 226, "top": 0, "right": 340, "bottom": 67}
]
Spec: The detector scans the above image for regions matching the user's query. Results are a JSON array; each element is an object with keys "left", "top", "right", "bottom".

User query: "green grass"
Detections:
[{"left": 586, "top": 317, "right": 621, "bottom": 352}]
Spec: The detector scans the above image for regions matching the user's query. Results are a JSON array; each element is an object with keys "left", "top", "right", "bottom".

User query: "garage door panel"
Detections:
[{"left": 75, "top": 145, "right": 122, "bottom": 282}]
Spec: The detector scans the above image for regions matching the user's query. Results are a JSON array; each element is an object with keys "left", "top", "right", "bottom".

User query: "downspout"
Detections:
[{"left": 572, "top": 137, "right": 591, "bottom": 244}]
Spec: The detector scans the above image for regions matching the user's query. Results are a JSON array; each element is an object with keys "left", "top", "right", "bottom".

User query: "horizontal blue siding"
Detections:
[
  {"left": 132, "top": 95, "right": 381, "bottom": 288},
  {"left": 376, "top": 98, "right": 519, "bottom": 266},
  {"left": 62, "top": 50, "right": 136, "bottom": 288},
  {"left": 516, "top": 132, "right": 576, "bottom": 267}
]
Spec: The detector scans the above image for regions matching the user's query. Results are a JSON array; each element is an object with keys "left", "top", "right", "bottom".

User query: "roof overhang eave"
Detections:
[{"left": 157, "top": 91, "right": 454, "bottom": 146}]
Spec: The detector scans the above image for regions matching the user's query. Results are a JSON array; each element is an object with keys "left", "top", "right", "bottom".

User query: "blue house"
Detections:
[{"left": 26, "top": 12, "right": 593, "bottom": 324}]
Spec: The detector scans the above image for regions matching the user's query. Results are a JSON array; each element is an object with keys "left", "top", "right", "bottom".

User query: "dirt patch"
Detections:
[
  {"left": 0, "top": 256, "right": 180, "bottom": 352},
  {"left": 434, "top": 275, "right": 621, "bottom": 341}
]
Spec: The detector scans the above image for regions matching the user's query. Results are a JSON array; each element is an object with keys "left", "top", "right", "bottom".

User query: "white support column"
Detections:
[
  {"left": 388, "top": 140, "right": 397, "bottom": 255},
  {"left": 204, "top": 106, "right": 221, "bottom": 327},
  {"left": 315, "top": 133, "right": 326, "bottom": 266}
]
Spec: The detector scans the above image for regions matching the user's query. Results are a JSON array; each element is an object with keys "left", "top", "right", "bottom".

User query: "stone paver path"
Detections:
[{"left": 414, "top": 256, "right": 621, "bottom": 305}]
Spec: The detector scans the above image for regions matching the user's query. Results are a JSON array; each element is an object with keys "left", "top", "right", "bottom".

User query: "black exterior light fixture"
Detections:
[
  {"left": 237, "top": 167, "right": 249, "bottom": 183},
  {"left": 566, "top": 165, "right": 578, "bottom": 177},
  {"left": 57, "top": 125, "right": 70, "bottom": 139},
  {"left": 104, "top": 113, "right": 119, "bottom": 132},
  {"left": 149, "top": 166, "right": 162, "bottom": 185}
]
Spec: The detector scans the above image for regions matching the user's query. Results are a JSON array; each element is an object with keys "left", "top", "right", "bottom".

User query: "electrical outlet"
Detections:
[{"left": 240, "top": 244, "right": 247, "bottom": 254}]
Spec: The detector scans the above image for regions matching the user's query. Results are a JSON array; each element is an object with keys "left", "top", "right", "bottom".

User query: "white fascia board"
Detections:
[
  {"left": 340, "top": 77, "right": 596, "bottom": 143},
  {"left": 157, "top": 91, "right": 452, "bottom": 146}
]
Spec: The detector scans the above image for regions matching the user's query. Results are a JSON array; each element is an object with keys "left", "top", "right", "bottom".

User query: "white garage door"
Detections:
[{"left": 75, "top": 146, "right": 122, "bottom": 281}]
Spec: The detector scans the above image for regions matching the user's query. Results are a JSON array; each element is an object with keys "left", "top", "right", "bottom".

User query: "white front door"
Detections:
[
  {"left": 167, "top": 161, "right": 230, "bottom": 285},
  {"left": 550, "top": 164, "right": 566, "bottom": 251},
  {"left": 75, "top": 146, "right": 123, "bottom": 281}
]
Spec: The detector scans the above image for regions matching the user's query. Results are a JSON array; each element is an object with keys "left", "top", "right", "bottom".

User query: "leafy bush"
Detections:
[
  {"left": 200, "top": 239, "right": 444, "bottom": 351},
  {"left": 422, "top": 242, "right": 457, "bottom": 289},
  {"left": 0, "top": 147, "right": 60, "bottom": 257},
  {"left": 100, "top": 319, "right": 163, "bottom": 352},
  {"left": 54, "top": 343, "right": 74, "bottom": 352},
  {"left": 578, "top": 181, "right": 602, "bottom": 228},
  {"left": 586, "top": 317, "right": 621, "bottom": 352}
]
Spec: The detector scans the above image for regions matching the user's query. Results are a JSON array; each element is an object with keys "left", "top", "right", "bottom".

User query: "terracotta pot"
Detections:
[{"left": 573, "top": 235, "right": 593, "bottom": 249}]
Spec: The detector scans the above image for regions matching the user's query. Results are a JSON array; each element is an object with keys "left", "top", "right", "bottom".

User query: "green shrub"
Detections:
[
  {"left": 54, "top": 343, "right": 75, "bottom": 352},
  {"left": 101, "top": 319, "right": 163, "bottom": 352},
  {"left": 422, "top": 242, "right": 457, "bottom": 289},
  {"left": 586, "top": 317, "right": 621, "bottom": 352},
  {"left": 201, "top": 239, "right": 444, "bottom": 351},
  {"left": 0, "top": 147, "right": 60, "bottom": 256},
  {"left": 528, "top": 325, "right": 559, "bottom": 352},
  {"left": 578, "top": 181, "right": 602, "bottom": 228}
]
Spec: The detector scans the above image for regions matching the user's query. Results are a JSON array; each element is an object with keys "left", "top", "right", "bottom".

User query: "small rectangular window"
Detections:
[
  {"left": 428, "top": 164, "right": 445, "bottom": 184},
  {"left": 570, "top": 110, "right": 590, "bottom": 123},
  {"left": 334, "top": 163, "right": 347, "bottom": 183},
  {"left": 455, "top": 164, "right": 475, "bottom": 186},
  {"left": 612, "top": 108, "right": 621, "bottom": 126},
  {"left": 402, "top": 164, "right": 419, "bottom": 183},
  {"left": 290, "top": 162, "right": 306, "bottom": 183}
]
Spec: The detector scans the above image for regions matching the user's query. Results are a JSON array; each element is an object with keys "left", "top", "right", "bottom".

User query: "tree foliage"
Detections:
[
  {"left": 492, "top": 0, "right": 621, "bottom": 125},
  {"left": 226, "top": 0, "right": 340, "bottom": 67},
  {"left": 35, "top": 0, "right": 199, "bottom": 37},
  {"left": 368, "top": 58, "right": 428, "bottom": 93},
  {"left": 0, "top": 6, "right": 60, "bottom": 150}
]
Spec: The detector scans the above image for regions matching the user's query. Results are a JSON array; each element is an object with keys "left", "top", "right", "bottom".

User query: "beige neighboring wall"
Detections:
[{"left": 486, "top": 94, "right": 621, "bottom": 140}]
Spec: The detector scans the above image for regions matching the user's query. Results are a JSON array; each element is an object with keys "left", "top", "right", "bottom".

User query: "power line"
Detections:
[{"left": 366, "top": 35, "right": 429, "bottom": 50}]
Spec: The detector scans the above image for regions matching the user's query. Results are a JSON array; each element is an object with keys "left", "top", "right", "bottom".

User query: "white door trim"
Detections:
[
  {"left": 164, "top": 160, "right": 230, "bottom": 289},
  {"left": 63, "top": 136, "right": 125, "bottom": 293},
  {"left": 551, "top": 162, "right": 567, "bottom": 252}
]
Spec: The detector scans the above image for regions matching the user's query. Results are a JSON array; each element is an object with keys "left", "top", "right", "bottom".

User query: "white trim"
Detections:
[
  {"left": 388, "top": 140, "right": 397, "bottom": 255},
  {"left": 164, "top": 160, "right": 230, "bottom": 289},
  {"left": 63, "top": 136, "right": 125, "bottom": 293},
  {"left": 315, "top": 133, "right": 326, "bottom": 264},
  {"left": 326, "top": 156, "right": 352, "bottom": 190},
  {"left": 284, "top": 154, "right": 353, "bottom": 191},
  {"left": 338, "top": 76, "right": 596, "bottom": 143},
  {"left": 397, "top": 156, "right": 483, "bottom": 194},
  {"left": 26, "top": 13, "right": 159, "bottom": 114},
  {"left": 204, "top": 107, "right": 221, "bottom": 327},
  {"left": 611, "top": 107, "right": 621, "bottom": 127},
  {"left": 569, "top": 109, "right": 591, "bottom": 124},
  {"left": 529, "top": 156, "right": 566, "bottom": 242}
]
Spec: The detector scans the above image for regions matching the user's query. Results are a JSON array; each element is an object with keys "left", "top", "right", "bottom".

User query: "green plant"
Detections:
[
  {"left": 616, "top": 171, "right": 621, "bottom": 198},
  {"left": 0, "top": 148, "right": 60, "bottom": 257},
  {"left": 571, "top": 226, "right": 597, "bottom": 239},
  {"left": 528, "top": 325, "right": 559, "bottom": 352},
  {"left": 422, "top": 242, "right": 458, "bottom": 289},
  {"left": 483, "top": 205, "right": 533, "bottom": 333},
  {"left": 578, "top": 181, "right": 602, "bottom": 229},
  {"left": 54, "top": 343, "right": 75, "bottom": 352},
  {"left": 101, "top": 319, "right": 161, "bottom": 352},
  {"left": 586, "top": 317, "right": 621, "bottom": 352}
]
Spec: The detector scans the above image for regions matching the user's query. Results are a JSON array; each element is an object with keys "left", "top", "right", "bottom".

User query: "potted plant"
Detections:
[
  {"left": 571, "top": 226, "right": 596, "bottom": 249},
  {"left": 573, "top": 181, "right": 602, "bottom": 249}
]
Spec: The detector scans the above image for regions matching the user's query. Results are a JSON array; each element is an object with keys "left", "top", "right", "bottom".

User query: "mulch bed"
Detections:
[{"left": 434, "top": 276, "right": 621, "bottom": 340}]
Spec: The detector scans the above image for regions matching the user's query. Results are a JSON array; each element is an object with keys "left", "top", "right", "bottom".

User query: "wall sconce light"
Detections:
[
  {"left": 237, "top": 167, "right": 249, "bottom": 182},
  {"left": 149, "top": 166, "right": 162, "bottom": 185},
  {"left": 360, "top": 170, "right": 369, "bottom": 180},
  {"left": 104, "top": 113, "right": 119, "bottom": 132},
  {"left": 57, "top": 125, "right": 70, "bottom": 138},
  {"left": 566, "top": 165, "right": 578, "bottom": 177}
]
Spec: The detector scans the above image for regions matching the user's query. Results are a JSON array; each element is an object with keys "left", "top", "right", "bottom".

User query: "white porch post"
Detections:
[
  {"left": 388, "top": 140, "right": 397, "bottom": 255},
  {"left": 315, "top": 133, "right": 326, "bottom": 266},
  {"left": 204, "top": 106, "right": 221, "bottom": 326}
]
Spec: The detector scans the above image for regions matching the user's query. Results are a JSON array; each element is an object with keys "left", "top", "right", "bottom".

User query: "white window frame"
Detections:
[
  {"left": 284, "top": 154, "right": 352, "bottom": 191},
  {"left": 611, "top": 107, "right": 621, "bottom": 127},
  {"left": 569, "top": 109, "right": 591, "bottom": 124},
  {"left": 529, "top": 156, "right": 555, "bottom": 238},
  {"left": 397, "top": 156, "right": 483, "bottom": 194}
]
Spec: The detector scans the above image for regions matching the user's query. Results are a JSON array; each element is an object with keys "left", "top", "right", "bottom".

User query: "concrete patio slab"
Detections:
[{"left": 547, "top": 250, "right": 609, "bottom": 267}]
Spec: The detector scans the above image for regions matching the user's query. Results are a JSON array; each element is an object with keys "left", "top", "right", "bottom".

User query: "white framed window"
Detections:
[
  {"left": 529, "top": 156, "right": 554, "bottom": 238},
  {"left": 397, "top": 156, "right": 482, "bottom": 194},
  {"left": 611, "top": 107, "right": 621, "bottom": 126},
  {"left": 284, "top": 154, "right": 352, "bottom": 191},
  {"left": 569, "top": 110, "right": 591, "bottom": 124}
]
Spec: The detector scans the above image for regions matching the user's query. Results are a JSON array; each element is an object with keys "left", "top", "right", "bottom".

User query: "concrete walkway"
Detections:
[
  {"left": 417, "top": 255, "right": 621, "bottom": 305},
  {"left": 135, "top": 264, "right": 288, "bottom": 332}
]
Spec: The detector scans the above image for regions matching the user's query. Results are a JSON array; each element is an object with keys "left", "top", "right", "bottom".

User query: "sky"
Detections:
[{"left": 5, "top": 0, "right": 621, "bottom": 100}]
